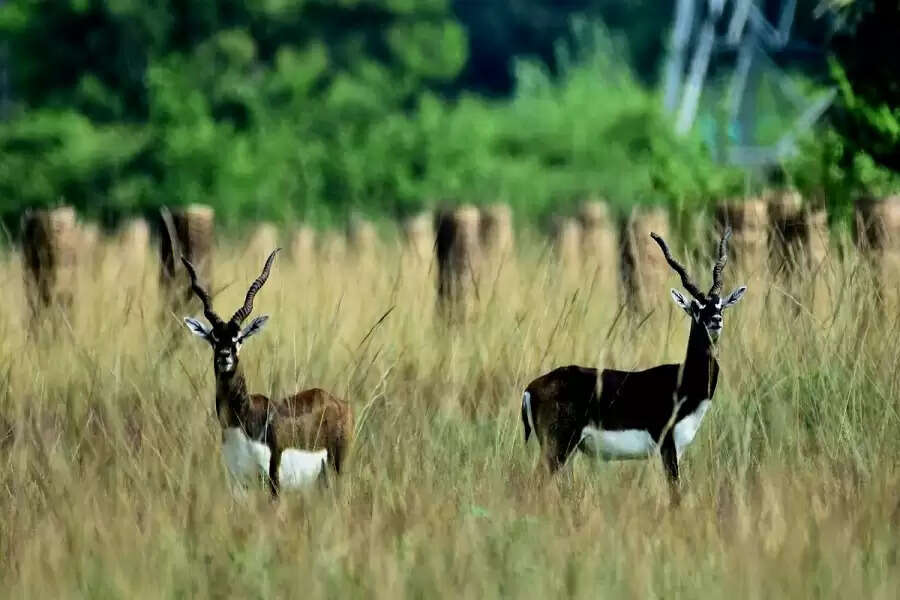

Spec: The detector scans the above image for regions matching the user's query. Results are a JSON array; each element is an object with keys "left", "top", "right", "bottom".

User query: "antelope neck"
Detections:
[
  {"left": 215, "top": 364, "right": 250, "bottom": 428},
  {"left": 678, "top": 318, "right": 719, "bottom": 405}
]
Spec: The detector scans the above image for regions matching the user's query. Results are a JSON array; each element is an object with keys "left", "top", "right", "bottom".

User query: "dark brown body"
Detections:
[
  {"left": 522, "top": 365, "right": 600, "bottom": 468},
  {"left": 522, "top": 355, "right": 718, "bottom": 483},
  {"left": 521, "top": 228, "right": 744, "bottom": 506},
  {"left": 216, "top": 367, "right": 354, "bottom": 495}
]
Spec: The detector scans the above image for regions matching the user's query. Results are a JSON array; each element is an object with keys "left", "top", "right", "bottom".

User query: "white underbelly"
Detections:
[
  {"left": 278, "top": 448, "right": 329, "bottom": 488},
  {"left": 579, "top": 426, "right": 656, "bottom": 461},
  {"left": 578, "top": 401, "right": 712, "bottom": 462},
  {"left": 673, "top": 400, "right": 711, "bottom": 459},
  {"left": 221, "top": 427, "right": 328, "bottom": 491},
  {"left": 222, "top": 427, "right": 268, "bottom": 485}
]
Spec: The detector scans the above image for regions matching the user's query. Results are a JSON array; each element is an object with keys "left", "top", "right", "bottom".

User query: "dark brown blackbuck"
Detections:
[
  {"left": 521, "top": 228, "right": 746, "bottom": 498},
  {"left": 182, "top": 248, "right": 354, "bottom": 497}
]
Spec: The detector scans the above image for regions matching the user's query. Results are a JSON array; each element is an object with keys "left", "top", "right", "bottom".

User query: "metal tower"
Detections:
[{"left": 664, "top": 0, "right": 835, "bottom": 169}]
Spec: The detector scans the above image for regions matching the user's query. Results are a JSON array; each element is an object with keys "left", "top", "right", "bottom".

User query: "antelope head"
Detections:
[
  {"left": 182, "top": 249, "right": 280, "bottom": 374},
  {"left": 650, "top": 229, "right": 747, "bottom": 342}
]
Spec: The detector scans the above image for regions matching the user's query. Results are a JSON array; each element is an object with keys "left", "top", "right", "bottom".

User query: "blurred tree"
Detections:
[
  {"left": 453, "top": 0, "right": 670, "bottom": 94},
  {"left": 0, "top": 0, "right": 468, "bottom": 223},
  {"left": 0, "top": 0, "right": 867, "bottom": 231},
  {"left": 827, "top": 0, "right": 900, "bottom": 173}
]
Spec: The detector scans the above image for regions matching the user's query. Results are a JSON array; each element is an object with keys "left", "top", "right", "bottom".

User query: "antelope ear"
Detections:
[
  {"left": 670, "top": 289, "right": 691, "bottom": 314},
  {"left": 238, "top": 315, "right": 269, "bottom": 342},
  {"left": 723, "top": 286, "right": 747, "bottom": 308},
  {"left": 183, "top": 317, "right": 210, "bottom": 338}
]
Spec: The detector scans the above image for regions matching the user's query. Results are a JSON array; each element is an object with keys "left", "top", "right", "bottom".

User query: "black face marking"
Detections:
[
  {"left": 204, "top": 322, "right": 244, "bottom": 373},
  {"left": 691, "top": 295, "right": 725, "bottom": 333}
]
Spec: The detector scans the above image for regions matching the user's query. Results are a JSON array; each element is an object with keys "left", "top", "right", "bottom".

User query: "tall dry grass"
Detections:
[{"left": 0, "top": 228, "right": 899, "bottom": 599}]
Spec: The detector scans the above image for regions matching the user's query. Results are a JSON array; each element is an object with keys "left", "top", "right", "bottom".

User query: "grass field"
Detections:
[{"left": 1, "top": 230, "right": 899, "bottom": 599}]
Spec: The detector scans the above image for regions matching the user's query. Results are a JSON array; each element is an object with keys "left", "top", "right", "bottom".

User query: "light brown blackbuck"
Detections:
[{"left": 182, "top": 248, "right": 353, "bottom": 497}]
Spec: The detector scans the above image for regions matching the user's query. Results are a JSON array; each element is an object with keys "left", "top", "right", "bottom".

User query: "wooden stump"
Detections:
[
  {"left": 806, "top": 208, "right": 829, "bottom": 268},
  {"left": 290, "top": 225, "right": 316, "bottom": 266},
  {"left": 21, "top": 206, "right": 78, "bottom": 323},
  {"left": 768, "top": 190, "right": 806, "bottom": 278},
  {"left": 805, "top": 207, "right": 831, "bottom": 318},
  {"left": 435, "top": 205, "right": 481, "bottom": 320},
  {"left": 116, "top": 218, "right": 151, "bottom": 286},
  {"left": 479, "top": 203, "right": 514, "bottom": 289},
  {"left": 768, "top": 190, "right": 831, "bottom": 272},
  {"left": 347, "top": 215, "right": 378, "bottom": 266},
  {"left": 118, "top": 218, "right": 150, "bottom": 251},
  {"left": 578, "top": 200, "right": 618, "bottom": 299},
  {"left": 480, "top": 203, "right": 514, "bottom": 257},
  {"left": 119, "top": 218, "right": 150, "bottom": 249},
  {"left": 856, "top": 194, "right": 900, "bottom": 302},
  {"left": 319, "top": 231, "right": 346, "bottom": 265},
  {"left": 78, "top": 221, "right": 102, "bottom": 272},
  {"left": 246, "top": 222, "right": 280, "bottom": 261},
  {"left": 550, "top": 215, "right": 582, "bottom": 268},
  {"left": 159, "top": 204, "right": 215, "bottom": 311},
  {"left": 766, "top": 190, "right": 834, "bottom": 316},
  {"left": 856, "top": 194, "right": 900, "bottom": 251},
  {"left": 715, "top": 198, "right": 769, "bottom": 278},
  {"left": 401, "top": 212, "right": 434, "bottom": 263},
  {"left": 621, "top": 207, "right": 670, "bottom": 314}
]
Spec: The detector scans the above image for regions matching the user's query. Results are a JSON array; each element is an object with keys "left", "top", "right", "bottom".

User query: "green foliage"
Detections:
[
  {"left": 830, "top": 57, "right": 900, "bottom": 173},
  {"left": 0, "top": 110, "right": 150, "bottom": 215},
  {"left": 0, "top": 3, "right": 744, "bottom": 228},
  {"left": 774, "top": 1, "right": 900, "bottom": 229},
  {"left": 0, "top": 0, "right": 468, "bottom": 226},
  {"left": 782, "top": 124, "right": 900, "bottom": 229},
  {"left": 405, "top": 22, "right": 743, "bottom": 222},
  {"left": 810, "top": 0, "right": 900, "bottom": 205},
  {"left": 453, "top": 0, "right": 673, "bottom": 93}
]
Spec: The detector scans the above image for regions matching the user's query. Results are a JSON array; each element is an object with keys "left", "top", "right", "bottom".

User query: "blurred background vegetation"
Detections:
[{"left": 0, "top": 0, "right": 896, "bottom": 231}]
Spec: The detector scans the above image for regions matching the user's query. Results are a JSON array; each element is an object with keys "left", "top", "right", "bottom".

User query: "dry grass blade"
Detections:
[{"left": 0, "top": 226, "right": 898, "bottom": 598}]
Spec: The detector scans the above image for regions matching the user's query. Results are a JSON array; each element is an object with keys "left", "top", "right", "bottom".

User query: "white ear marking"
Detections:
[
  {"left": 670, "top": 289, "right": 692, "bottom": 315},
  {"left": 183, "top": 317, "right": 210, "bottom": 338},
  {"left": 238, "top": 315, "right": 269, "bottom": 342},
  {"left": 670, "top": 289, "right": 687, "bottom": 306},
  {"left": 723, "top": 286, "right": 747, "bottom": 307}
]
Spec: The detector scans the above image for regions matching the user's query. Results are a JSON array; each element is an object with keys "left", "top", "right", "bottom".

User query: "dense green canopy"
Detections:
[
  {"left": 0, "top": 0, "right": 895, "bottom": 230},
  {"left": 829, "top": 0, "right": 900, "bottom": 173}
]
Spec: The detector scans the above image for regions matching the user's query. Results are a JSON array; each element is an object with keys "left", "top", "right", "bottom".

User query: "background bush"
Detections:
[{"left": 0, "top": 0, "right": 896, "bottom": 232}]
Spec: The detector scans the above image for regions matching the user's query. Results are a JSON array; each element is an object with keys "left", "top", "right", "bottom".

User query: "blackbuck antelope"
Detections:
[
  {"left": 182, "top": 248, "right": 354, "bottom": 496},
  {"left": 521, "top": 228, "right": 746, "bottom": 494}
]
